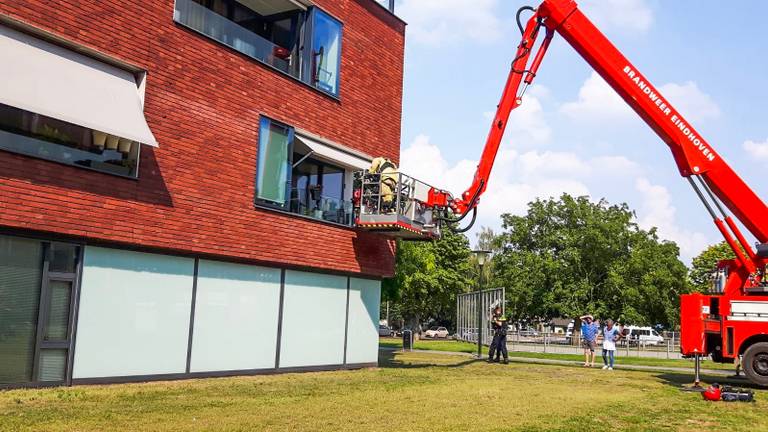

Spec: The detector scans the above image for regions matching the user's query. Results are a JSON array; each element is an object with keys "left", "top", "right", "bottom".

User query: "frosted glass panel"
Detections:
[
  {"left": 345, "top": 278, "right": 381, "bottom": 364},
  {"left": 73, "top": 247, "right": 194, "bottom": 379},
  {"left": 190, "top": 260, "right": 281, "bottom": 373},
  {"left": 280, "top": 271, "right": 347, "bottom": 368}
]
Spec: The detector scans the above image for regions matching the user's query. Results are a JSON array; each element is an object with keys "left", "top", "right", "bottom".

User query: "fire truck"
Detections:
[{"left": 354, "top": 0, "right": 768, "bottom": 386}]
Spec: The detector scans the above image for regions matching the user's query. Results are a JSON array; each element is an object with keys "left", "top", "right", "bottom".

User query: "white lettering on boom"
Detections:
[{"left": 622, "top": 65, "right": 716, "bottom": 163}]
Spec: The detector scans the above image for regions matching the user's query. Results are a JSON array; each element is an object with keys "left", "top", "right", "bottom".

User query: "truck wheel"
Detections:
[{"left": 743, "top": 342, "right": 768, "bottom": 387}]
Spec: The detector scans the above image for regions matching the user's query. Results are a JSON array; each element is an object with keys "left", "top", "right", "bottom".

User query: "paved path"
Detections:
[{"left": 380, "top": 347, "right": 740, "bottom": 379}]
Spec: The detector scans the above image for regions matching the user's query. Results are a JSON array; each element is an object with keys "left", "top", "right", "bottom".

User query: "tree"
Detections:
[
  {"left": 492, "top": 194, "right": 690, "bottom": 327},
  {"left": 382, "top": 230, "right": 472, "bottom": 333},
  {"left": 472, "top": 226, "right": 499, "bottom": 284},
  {"left": 689, "top": 241, "right": 737, "bottom": 292}
]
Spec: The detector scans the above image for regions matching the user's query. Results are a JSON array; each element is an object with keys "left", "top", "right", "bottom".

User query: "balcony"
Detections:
[
  {"left": 174, "top": 0, "right": 343, "bottom": 97},
  {"left": 173, "top": 0, "right": 300, "bottom": 78},
  {"left": 290, "top": 189, "right": 354, "bottom": 226}
]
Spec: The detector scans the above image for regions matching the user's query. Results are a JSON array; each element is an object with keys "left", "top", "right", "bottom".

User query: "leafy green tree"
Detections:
[
  {"left": 492, "top": 194, "right": 690, "bottom": 327},
  {"left": 382, "top": 230, "right": 472, "bottom": 332},
  {"left": 471, "top": 226, "right": 499, "bottom": 284},
  {"left": 689, "top": 241, "right": 737, "bottom": 292}
]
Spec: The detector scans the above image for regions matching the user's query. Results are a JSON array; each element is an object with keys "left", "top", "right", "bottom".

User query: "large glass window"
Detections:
[
  {"left": 0, "top": 237, "right": 43, "bottom": 384},
  {"left": 255, "top": 118, "right": 354, "bottom": 225},
  {"left": 174, "top": 1, "right": 343, "bottom": 96},
  {"left": 345, "top": 278, "right": 381, "bottom": 364},
  {"left": 74, "top": 247, "right": 194, "bottom": 379},
  {"left": 0, "top": 104, "right": 140, "bottom": 177},
  {"left": 310, "top": 9, "right": 342, "bottom": 96},
  {"left": 190, "top": 260, "right": 281, "bottom": 372},
  {"left": 289, "top": 156, "right": 348, "bottom": 224},
  {"left": 175, "top": 0, "right": 305, "bottom": 77},
  {"left": 0, "top": 237, "right": 79, "bottom": 386},
  {"left": 256, "top": 117, "right": 294, "bottom": 207},
  {"left": 279, "top": 271, "right": 347, "bottom": 368}
]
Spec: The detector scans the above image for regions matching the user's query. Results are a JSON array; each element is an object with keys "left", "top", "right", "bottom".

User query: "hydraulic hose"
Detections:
[{"left": 516, "top": 6, "right": 536, "bottom": 35}]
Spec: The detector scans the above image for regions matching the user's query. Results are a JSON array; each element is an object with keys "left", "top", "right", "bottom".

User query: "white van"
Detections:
[{"left": 624, "top": 326, "right": 664, "bottom": 346}]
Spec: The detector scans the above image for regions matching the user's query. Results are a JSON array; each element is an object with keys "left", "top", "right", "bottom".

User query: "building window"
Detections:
[
  {"left": 0, "top": 235, "right": 80, "bottom": 387},
  {"left": 174, "top": 0, "right": 343, "bottom": 97},
  {"left": 255, "top": 117, "right": 355, "bottom": 225},
  {"left": 309, "top": 8, "right": 342, "bottom": 96},
  {"left": 290, "top": 155, "right": 348, "bottom": 224},
  {"left": 0, "top": 104, "right": 140, "bottom": 177},
  {"left": 256, "top": 117, "right": 294, "bottom": 208}
]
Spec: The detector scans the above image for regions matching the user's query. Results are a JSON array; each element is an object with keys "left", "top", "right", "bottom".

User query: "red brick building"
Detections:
[{"left": 0, "top": 0, "right": 404, "bottom": 387}]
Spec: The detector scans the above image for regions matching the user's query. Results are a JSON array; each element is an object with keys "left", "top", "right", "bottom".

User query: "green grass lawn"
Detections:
[
  {"left": 380, "top": 337, "right": 735, "bottom": 371},
  {"left": 1, "top": 350, "right": 762, "bottom": 431}
]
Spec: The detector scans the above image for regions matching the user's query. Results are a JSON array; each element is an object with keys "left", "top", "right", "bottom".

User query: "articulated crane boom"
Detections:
[{"left": 420, "top": 0, "right": 768, "bottom": 385}]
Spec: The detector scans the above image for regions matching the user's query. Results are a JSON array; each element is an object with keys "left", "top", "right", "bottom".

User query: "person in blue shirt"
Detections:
[
  {"left": 602, "top": 319, "right": 621, "bottom": 370},
  {"left": 580, "top": 314, "right": 599, "bottom": 367}
]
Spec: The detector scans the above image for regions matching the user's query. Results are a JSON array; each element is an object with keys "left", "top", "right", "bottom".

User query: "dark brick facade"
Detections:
[{"left": 0, "top": 0, "right": 404, "bottom": 277}]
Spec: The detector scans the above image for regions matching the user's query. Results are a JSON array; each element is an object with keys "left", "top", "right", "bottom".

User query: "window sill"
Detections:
[
  {"left": 254, "top": 202, "right": 356, "bottom": 231},
  {"left": 173, "top": 21, "right": 341, "bottom": 104}
]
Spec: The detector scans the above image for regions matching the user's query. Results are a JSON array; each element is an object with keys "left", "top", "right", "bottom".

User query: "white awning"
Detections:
[
  {"left": 294, "top": 132, "right": 371, "bottom": 170},
  {"left": 0, "top": 25, "right": 158, "bottom": 147}
]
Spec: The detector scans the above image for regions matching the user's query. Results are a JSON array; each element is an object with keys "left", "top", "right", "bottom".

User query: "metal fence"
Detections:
[
  {"left": 456, "top": 288, "right": 505, "bottom": 347},
  {"left": 504, "top": 330, "right": 684, "bottom": 360}
]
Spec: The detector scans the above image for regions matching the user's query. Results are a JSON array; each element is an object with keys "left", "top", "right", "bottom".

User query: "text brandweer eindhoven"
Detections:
[{"left": 623, "top": 65, "right": 716, "bottom": 163}]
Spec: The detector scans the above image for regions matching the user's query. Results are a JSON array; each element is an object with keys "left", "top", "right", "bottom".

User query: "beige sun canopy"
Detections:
[
  {"left": 294, "top": 130, "right": 371, "bottom": 170},
  {"left": 0, "top": 25, "right": 158, "bottom": 147}
]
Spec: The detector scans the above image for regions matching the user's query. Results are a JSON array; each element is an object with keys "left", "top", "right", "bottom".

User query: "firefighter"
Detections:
[
  {"left": 369, "top": 157, "right": 399, "bottom": 212},
  {"left": 487, "top": 306, "right": 509, "bottom": 364}
]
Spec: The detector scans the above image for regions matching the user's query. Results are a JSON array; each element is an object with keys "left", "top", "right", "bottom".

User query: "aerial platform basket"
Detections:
[{"left": 353, "top": 170, "right": 442, "bottom": 240}]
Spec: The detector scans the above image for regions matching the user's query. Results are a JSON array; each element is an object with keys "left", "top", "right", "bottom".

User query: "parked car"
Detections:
[
  {"left": 624, "top": 326, "right": 664, "bottom": 346},
  {"left": 425, "top": 326, "right": 449, "bottom": 338},
  {"left": 378, "top": 325, "right": 394, "bottom": 337}
]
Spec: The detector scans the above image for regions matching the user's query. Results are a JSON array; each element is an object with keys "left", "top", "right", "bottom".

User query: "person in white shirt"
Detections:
[{"left": 602, "top": 319, "right": 620, "bottom": 370}]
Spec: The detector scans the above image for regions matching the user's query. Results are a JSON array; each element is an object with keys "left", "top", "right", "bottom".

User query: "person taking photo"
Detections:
[{"left": 580, "top": 314, "right": 599, "bottom": 367}]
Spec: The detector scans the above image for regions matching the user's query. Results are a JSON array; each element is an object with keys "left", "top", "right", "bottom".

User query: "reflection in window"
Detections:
[
  {"left": 174, "top": 1, "right": 343, "bottom": 96},
  {"left": 177, "top": 0, "right": 306, "bottom": 77},
  {"left": 255, "top": 118, "right": 353, "bottom": 225},
  {"left": 290, "top": 156, "right": 348, "bottom": 224},
  {"left": 0, "top": 104, "right": 140, "bottom": 177},
  {"left": 311, "top": 9, "right": 342, "bottom": 95},
  {"left": 0, "top": 236, "right": 43, "bottom": 384},
  {"left": 256, "top": 117, "right": 293, "bottom": 207}
]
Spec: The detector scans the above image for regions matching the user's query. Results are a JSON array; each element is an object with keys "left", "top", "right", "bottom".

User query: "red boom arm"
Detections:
[{"left": 442, "top": 0, "right": 768, "bottom": 278}]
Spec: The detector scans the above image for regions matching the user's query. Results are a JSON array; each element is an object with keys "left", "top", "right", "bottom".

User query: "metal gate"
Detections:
[{"left": 456, "top": 288, "right": 505, "bottom": 346}]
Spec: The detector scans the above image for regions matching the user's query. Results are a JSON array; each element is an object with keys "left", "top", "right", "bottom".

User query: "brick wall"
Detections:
[{"left": 0, "top": 0, "right": 405, "bottom": 277}]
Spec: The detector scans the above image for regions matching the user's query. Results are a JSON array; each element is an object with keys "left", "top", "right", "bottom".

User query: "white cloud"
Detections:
[
  {"left": 400, "top": 135, "right": 638, "bottom": 236},
  {"left": 579, "top": 0, "right": 654, "bottom": 33},
  {"left": 743, "top": 139, "right": 768, "bottom": 160},
  {"left": 561, "top": 73, "right": 721, "bottom": 124},
  {"left": 397, "top": 0, "right": 502, "bottom": 46},
  {"left": 484, "top": 87, "right": 552, "bottom": 147},
  {"left": 635, "top": 178, "right": 711, "bottom": 260},
  {"left": 659, "top": 82, "right": 721, "bottom": 123},
  {"left": 560, "top": 72, "right": 632, "bottom": 121},
  {"left": 400, "top": 135, "right": 711, "bottom": 261}
]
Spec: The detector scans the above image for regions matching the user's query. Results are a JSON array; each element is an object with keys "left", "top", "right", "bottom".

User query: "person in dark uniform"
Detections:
[{"left": 487, "top": 306, "right": 509, "bottom": 364}]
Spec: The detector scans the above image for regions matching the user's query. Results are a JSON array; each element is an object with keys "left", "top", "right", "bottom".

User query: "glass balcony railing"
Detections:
[
  {"left": 173, "top": 0, "right": 297, "bottom": 77},
  {"left": 290, "top": 189, "right": 354, "bottom": 226}
]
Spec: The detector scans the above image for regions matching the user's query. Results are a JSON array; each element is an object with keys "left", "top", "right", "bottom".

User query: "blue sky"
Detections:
[{"left": 393, "top": 0, "right": 768, "bottom": 262}]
